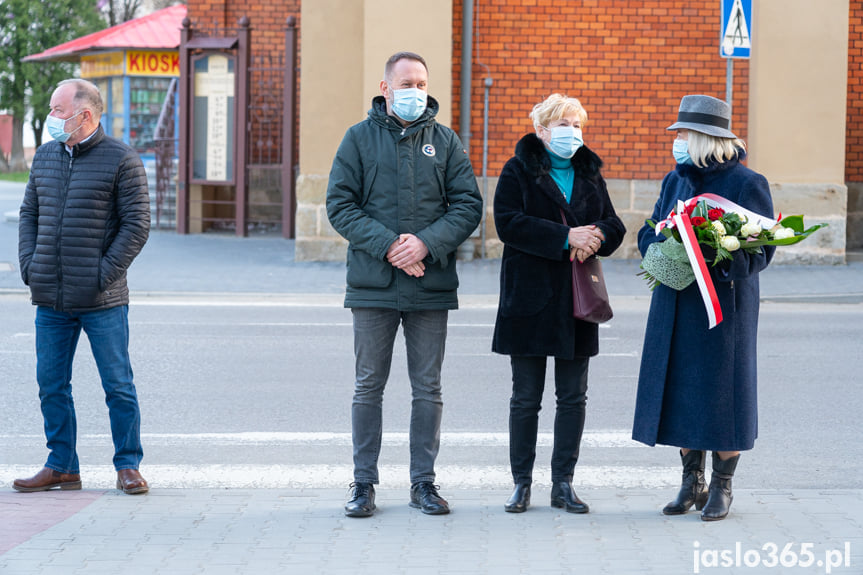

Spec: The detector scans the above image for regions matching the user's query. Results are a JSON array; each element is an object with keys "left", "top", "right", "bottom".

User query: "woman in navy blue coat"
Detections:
[
  {"left": 632, "top": 95, "right": 775, "bottom": 521},
  {"left": 493, "top": 94, "right": 625, "bottom": 514}
]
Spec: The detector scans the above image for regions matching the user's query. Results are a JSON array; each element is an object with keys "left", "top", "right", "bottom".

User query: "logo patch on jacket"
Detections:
[{"left": 422, "top": 144, "right": 436, "bottom": 157}]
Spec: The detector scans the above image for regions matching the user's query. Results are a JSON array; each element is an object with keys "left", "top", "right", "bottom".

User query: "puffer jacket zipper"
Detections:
[{"left": 55, "top": 153, "right": 74, "bottom": 311}]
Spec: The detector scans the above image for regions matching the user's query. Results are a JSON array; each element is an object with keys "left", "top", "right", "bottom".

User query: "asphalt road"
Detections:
[
  {"left": 1, "top": 293, "right": 860, "bottom": 491},
  {"left": 2, "top": 178, "right": 861, "bottom": 493}
]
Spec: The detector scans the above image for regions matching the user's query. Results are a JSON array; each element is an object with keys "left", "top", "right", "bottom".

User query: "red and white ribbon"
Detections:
[
  {"left": 671, "top": 200, "right": 723, "bottom": 329},
  {"left": 655, "top": 193, "right": 778, "bottom": 235}
]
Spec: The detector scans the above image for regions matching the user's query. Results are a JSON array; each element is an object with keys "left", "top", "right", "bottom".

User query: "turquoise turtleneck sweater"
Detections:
[
  {"left": 548, "top": 150, "right": 574, "bottom": 248},
  {"left": 548, "top": 150, "right": 574, "bottom": 203}
]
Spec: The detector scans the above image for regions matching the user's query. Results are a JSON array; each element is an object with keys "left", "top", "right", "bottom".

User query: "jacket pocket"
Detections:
[
  {"left": 346, "top": 246, "right": 394, "bottom": 289},
  {"left": 499, "top": 254, "right": 553, "bottom": 317},
  {"left": 361, "top": 163, "right": 378, "bottom": 208},
  {"left": 98, "top": 253, "right": 106, "bottom": 291},
  {"left": 20, "top": 259, "right": 31, "bottom": 286},
  {"left": 434, "top": 165, "right": 448, "bottom": 207},
  {"left": 418, "top": 256, "right": 459, "bottom": 291}
]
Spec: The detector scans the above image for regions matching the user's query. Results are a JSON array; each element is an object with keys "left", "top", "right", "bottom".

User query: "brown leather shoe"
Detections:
[
  {"left": 116, "top": 469, "right": 149, "bottom": 494},
  {"left": 13, "top": 467, "right": 82, "bottom": 492}
]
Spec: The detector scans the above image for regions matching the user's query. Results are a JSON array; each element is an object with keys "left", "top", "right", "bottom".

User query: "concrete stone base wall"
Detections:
[
  {"left": 603, "top": 179, "right": 661, "bottom": 260},
  {"left": 295, "top": 173, "right": 848, "bottom": 265},
  {"left": 769, "top": 183, "right": 847, "bottom": 264},
  {"left": 847, "top": 182, "right": 863, "bottom": 252},
  {"left": 295, "top": 174, "right": 347, "bottom": 262}
]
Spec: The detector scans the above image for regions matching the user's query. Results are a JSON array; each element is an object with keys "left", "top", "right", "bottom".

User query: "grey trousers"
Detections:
[{"left": 350, "top": 308, "right": 448, "bottom": 485}]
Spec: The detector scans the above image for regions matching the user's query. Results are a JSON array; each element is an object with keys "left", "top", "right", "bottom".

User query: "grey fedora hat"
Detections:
[{"left": 667, "top": 94, "right": 737, "bottom": 139}]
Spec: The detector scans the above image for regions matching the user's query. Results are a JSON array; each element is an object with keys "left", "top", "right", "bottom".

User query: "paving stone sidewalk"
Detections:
[{"left": 1, "top": 488, "right": 862, "bottom": 574}]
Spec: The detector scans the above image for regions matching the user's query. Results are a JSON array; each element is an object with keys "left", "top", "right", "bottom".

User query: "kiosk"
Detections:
[{"left": 23, "top": 5, "right": 185, "bottom": 163}]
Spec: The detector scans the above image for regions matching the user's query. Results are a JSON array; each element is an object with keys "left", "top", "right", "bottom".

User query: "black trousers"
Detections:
[{"left": 509, "top": 355, "right": 589, "bottom": 484}]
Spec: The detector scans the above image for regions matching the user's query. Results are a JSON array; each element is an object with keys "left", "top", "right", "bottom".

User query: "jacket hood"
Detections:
[
  {"left": 514, "top": 133, "right": 603, "bottom": 180},
  {"left": 369, "top": 94, "right": 440, "bottom": 129}
]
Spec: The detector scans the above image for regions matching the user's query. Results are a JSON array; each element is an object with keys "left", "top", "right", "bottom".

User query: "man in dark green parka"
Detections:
[{"left": 327, "top": 51, "right": 481, "bottom": 518}]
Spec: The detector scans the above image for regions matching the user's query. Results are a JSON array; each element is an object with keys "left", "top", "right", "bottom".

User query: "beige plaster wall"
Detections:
[
  {"left": 748, "top": 0, "right": 849, "bottom": 183},
  {"left": 296, "top": 0, "right": 454, "bottom": 260},
  {"left": 362, "top": 0, "right": 453, "bottom": 129},
  {"left": 299, "top": 0, "right": 364, "bottom": 177},
  {"left": 747, "top": 0, "right": 849, "bottom": 263}
]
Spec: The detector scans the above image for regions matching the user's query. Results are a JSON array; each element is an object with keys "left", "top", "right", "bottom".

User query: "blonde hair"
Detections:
[
  {"left": 529, "top": 93, "right": 587, "bottom": 130},
  {"left": 687, "top": 130, "right": 746, "bottom": 168}
]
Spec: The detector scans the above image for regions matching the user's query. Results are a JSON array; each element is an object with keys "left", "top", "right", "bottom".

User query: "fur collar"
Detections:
[{"left": 514, "top": 133, "right": 603, "bottom": 180}]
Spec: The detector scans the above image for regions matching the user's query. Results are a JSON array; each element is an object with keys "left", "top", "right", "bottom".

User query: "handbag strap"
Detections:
[{"left": 560, "top": 206, "right": 582, "bottom": 228}]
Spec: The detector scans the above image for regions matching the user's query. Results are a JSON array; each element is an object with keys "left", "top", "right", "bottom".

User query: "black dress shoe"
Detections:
[
  {"left": 504, "top": 483, "right": 531, "bottom": 513},
  {"left": 409, "top": 482, "right": 450, "bottom": 515},
  {"left": 345, "top": 482, "right": 376, "bottom": 517},
  {"left": 550, "top": 481, "right": 589, "bottom": 514}
]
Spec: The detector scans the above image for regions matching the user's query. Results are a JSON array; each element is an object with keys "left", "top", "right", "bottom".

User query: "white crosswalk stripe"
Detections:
[
  {"left": 0, "top": 431, "right": 678, "bottom": 489},
  {"left": 0, "top": 464, "right": 677, "bottom": 490},
  {"left": 0, "top": 430, "right": 642, "bottom": 448}
]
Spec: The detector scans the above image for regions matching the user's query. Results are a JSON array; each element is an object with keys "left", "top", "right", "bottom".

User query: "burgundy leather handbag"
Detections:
[
  {"left": 571, "top": 256, "right": 613, "bottom": 323},
  {"left": 560, "top": 208, "right": 613, "bottom": 323}
]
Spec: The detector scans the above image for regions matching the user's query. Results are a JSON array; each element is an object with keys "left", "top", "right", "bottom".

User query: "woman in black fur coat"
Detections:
[{"left": 492, "top": 94, "right": 625, "bottom": 514}]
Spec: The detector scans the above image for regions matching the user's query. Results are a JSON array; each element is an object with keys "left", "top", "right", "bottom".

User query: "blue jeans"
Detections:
[
  {"left": 351, "top": 308, "right": 448, "bottom": 485},
  {"left": 35, "top": 305, "right": 143, "bottom": 473},
  {"left": 509, "top": 355, "right": 589, "bottom": 484}
]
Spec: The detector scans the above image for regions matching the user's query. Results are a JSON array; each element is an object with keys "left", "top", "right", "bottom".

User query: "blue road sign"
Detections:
[{"left": 720, "top": 0, "right": 752, "bottom": 59}]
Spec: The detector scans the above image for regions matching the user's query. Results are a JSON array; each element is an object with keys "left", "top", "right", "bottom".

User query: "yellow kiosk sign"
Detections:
[
  {"left": 126, "top": 50, "right": 180, "bottom": 76},
  {"left": 80, "top": 50, "right": 179, "bottom": 78},
  {"left": 81, "top": 52, "right": 124, "bottom": 78}
]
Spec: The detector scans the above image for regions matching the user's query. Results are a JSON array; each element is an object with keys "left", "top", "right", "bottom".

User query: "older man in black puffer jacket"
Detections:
[{"left": 14, "top": 79, "right": 151, "bottom": 495}]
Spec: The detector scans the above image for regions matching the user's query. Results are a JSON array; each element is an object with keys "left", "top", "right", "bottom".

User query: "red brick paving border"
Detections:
[{"left": 0, "top": 490, "right": 106, "bottom": 555}]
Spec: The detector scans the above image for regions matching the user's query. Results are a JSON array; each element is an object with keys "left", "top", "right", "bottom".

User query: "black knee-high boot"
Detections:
[
  {"left": 701, "top": 452, "right": 740, "bottom": 521},
  {"left": 663, "top": 450, "right": 708, "bottom": 515}
]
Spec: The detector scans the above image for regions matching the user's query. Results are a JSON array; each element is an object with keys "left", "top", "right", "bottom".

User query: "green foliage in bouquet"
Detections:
[{"left": 638, "top": 239, "right": 695, "bottom": 291}]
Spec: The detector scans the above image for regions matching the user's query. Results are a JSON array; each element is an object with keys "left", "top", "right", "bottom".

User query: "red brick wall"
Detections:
[
  {"left": 452, "top": 0, "right": 749, "bottom": 180},
  {"left": 848, "top": 0, "right": 863, "bottom": 182},
  {"left": 185, "top": 0, "right": 300, "bottom": 53},
  {"left": 184, "top": 1, "right": 863, "bottom": 185}
]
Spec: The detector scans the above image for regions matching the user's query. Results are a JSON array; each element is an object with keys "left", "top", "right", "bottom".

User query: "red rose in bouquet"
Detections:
[{"left": 707, "top": 208, "right": 725, "bottom": 221}]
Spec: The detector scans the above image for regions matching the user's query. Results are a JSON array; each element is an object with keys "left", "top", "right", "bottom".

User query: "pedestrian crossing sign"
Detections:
[{"left": 720, "top": 0, "right": 752, "bottom": 59}]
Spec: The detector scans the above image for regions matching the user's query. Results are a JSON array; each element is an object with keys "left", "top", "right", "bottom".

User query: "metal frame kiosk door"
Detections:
[{"left": 177, "top": 16, "right": 250, "bottom": 235}]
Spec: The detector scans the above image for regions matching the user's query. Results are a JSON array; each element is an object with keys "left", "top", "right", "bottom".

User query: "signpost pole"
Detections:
[{"left": 726, "top": 58, "right": 733, "bottom": 121}]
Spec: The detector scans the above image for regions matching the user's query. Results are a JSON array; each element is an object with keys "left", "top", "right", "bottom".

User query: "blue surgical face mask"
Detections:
[
  {"left": 673, "top": 138, "right": 694, "bottom": 165},
  {"left": 390, "top": 87, "right": 427, "bottom": 122},
  {"left": 46, "top": 110, "right": 84, "bottom": 143},
  {"left": 546, "top": 125, "right": 583, "bottom": 159}
]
